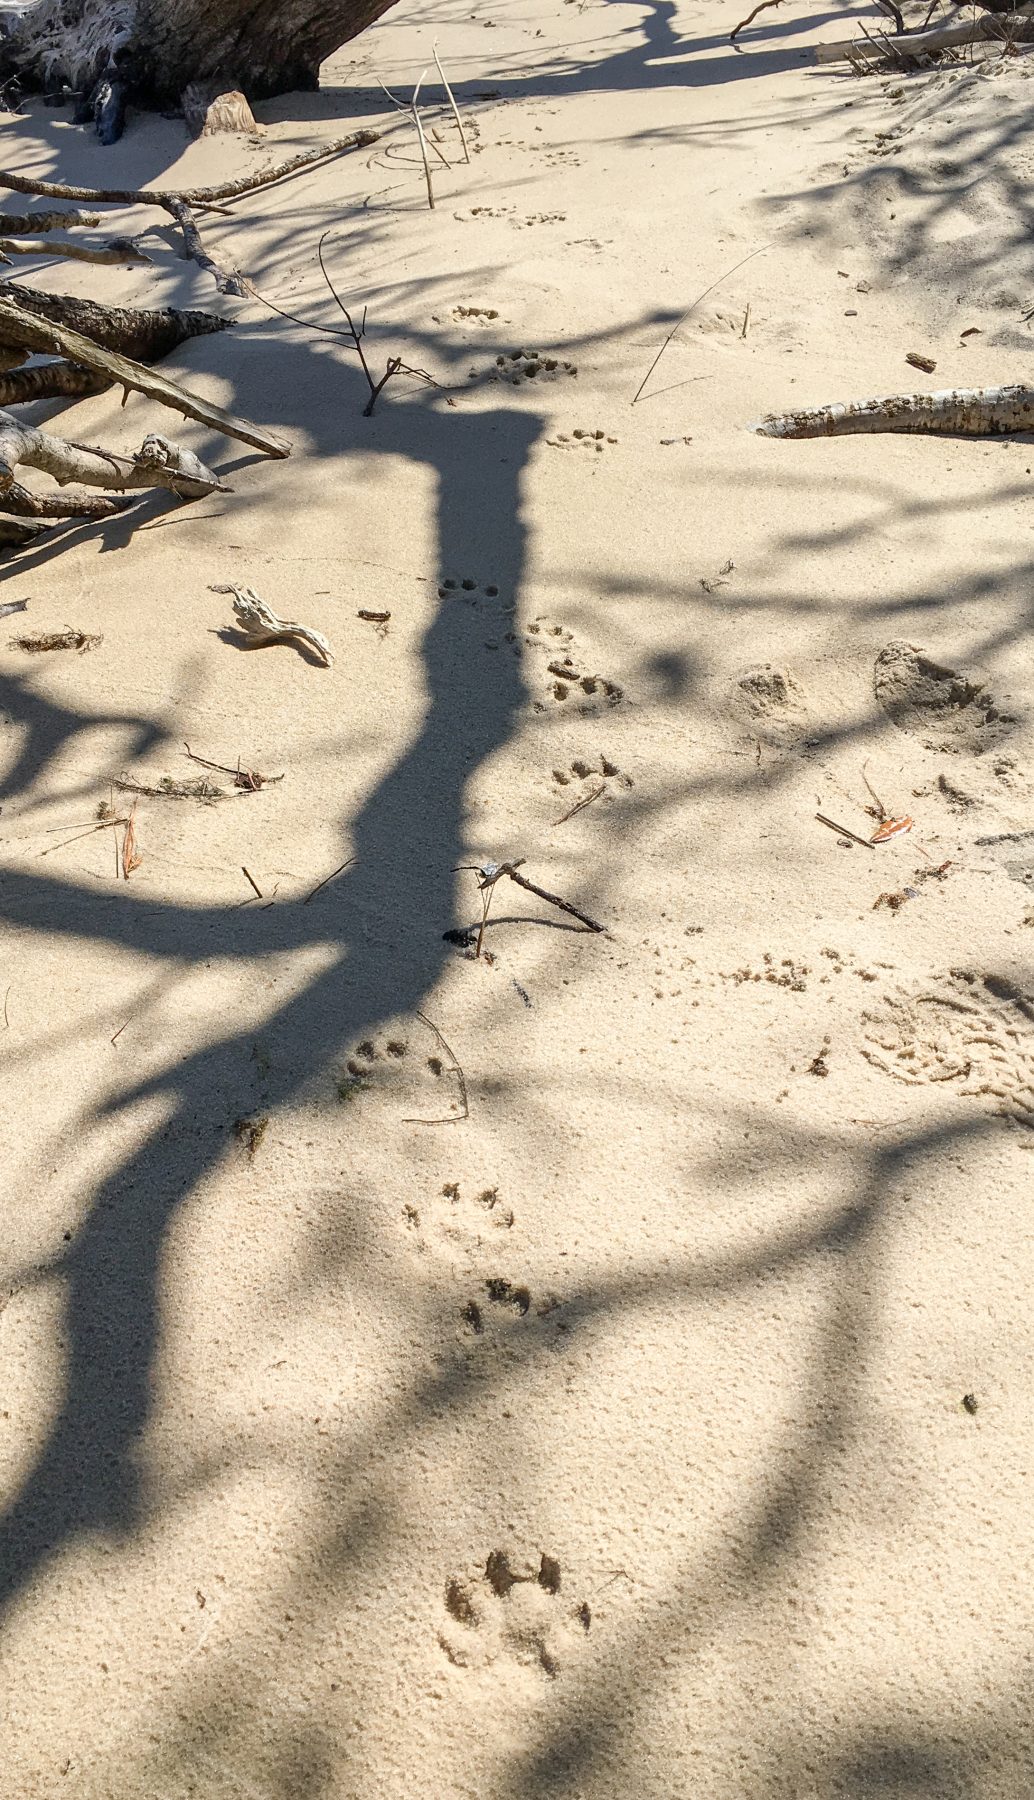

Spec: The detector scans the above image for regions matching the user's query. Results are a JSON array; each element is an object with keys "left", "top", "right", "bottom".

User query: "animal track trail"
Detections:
[
  {"left": 520, "top": 618, "right": 624, "bottom": 711},
  {"left": 404, "top": 1183, "right": 515, "bottom": 1265},
  {"left": 437, "top": 575, "right": 502, "bottom": 605},
  {"left": 874, "top": 640, "right": 1018, "bottom": 753},
  {"left": 861, "top": 969, "right": 1034, "bottom": 1125},
  {"left": 481, "top": 347, "right": 578, "bottom": 385},
  {"left": 438, "top": 1549, "right": 591, "bottom": 1680},
  {"left": 460, "top": 1277, "right": 566, "bottom": 1340}
]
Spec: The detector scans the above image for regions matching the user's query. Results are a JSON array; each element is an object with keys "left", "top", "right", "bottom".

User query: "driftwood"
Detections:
[
  {"left": 3, "top": 482, "right": 130, "bottom": 519},
  {"left": 752, "top": 384, "right": 1034, "bottom": 438},
  {"left": 0, "top": 413, "right": 226, "bottom": 500},
  {"left": 213, "top": 584, "right": 334, "bottom": 665},
  {"left": 0, "top": 234, "right": 150, "bottom": 264},
  {"left": 163, "top": 197, "right": 248, "bottom": 298},
  {"left": 0, "top": 210, "right": 102, "bottom": 233},
  {"left": 0, "top": 517, "right": 49, "bottom": 547},
  {"left": 814, "top": 6, "right": 1034, "bottom": 59},
  {"left": 0, "top": 295, "right": 290, "bottom": 458},
  {"left": 0, "top": 284, "right": 230, "bottom": 362},
  {"left": 0, "top": 364, "right": 109, "bottom": 406},
  {"left": 0, "top": 129, "right": 379, "bottom": 210}
]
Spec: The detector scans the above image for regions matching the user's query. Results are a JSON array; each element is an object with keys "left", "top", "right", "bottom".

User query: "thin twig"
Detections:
[
  {"left": 815, "top": 812, "right": 875, "bottom": 850},
  {"left": 433, "top": 41, "right": 472, "bottom": 162},
  {"left": 730, "top": 0, "right": 788, "bottom": 40},
  {"left": 183, "top": 742, "right": 283, "bottom": 788},
  {"left": 39, "top": 816, "right": 127, "bottom": 856},
  {"left": 303, "top": 855, "right": 356, "bottom": 904},
  {"left": 631, "top": 245, "right": 769, "bottom": 404},
  {"left": 412, "top": 71, "right": 435, "bottom": 211},
  {"left": 110, "top": 1021, "right": 128, "bottom": 1047},
  {"left": 552, "top": 782, "right": 606, "bottom": 826},
  {"left": 2, "top": 985, "right": 9, "bottom": 1030},
  {"left": 403, "top": 1011, "right": 469, "bottom": 1124},
  {"left": 505, "top": 866, "right": 605, "bottom": 931},
  {"left": 242, "top": 866, "right": 263, "bottom": 899}
]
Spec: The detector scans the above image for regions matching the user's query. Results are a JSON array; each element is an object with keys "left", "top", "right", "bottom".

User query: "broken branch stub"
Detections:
[{"left": 0, "top": 412, "right": 226, "bottom": 500}]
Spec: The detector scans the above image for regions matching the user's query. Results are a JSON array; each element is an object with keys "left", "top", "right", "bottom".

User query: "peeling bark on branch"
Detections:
[
  {"left": 753, "top": 384, "right": 1034, "bottom": 437},
  {"left": 0, "top": 284, "right": 230, "bottom": 362},
  {"left": 0, "top": 412, "right": 226, "bottom": 500}
]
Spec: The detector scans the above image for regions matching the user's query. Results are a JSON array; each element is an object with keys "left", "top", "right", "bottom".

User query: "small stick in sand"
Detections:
[
  {"left": 303, "top": 856, "right": 356, "bottom": 904},
  {"left": 631, "top": 245, "right": 768, "bottom": 406},
  {"left": 412, "top": 71, "right": 436, "bottom": 210},
  {"left": 403, "top": 1010, "right": 469, "bottom": 1124},
  {"left": 815, "top": 812, "right": 875, "bottom": 850},
  {"left": 110, "top": 1021, "right": 129, "bottom": 1047},
  {"left": 471, "top": 859, "right": 605, "bottom": 932},
  {"left": 183, "top": 743, "right": 283, "bottom": 790},
  {"left": 433, "top": 41, "right": 472, "bottom": 163},
  {"left": 730, "top": 0, "right": 788, "bottom": 39},
  {"left": 121, "top": 805, "right": 142, "bottom": 879},
  {"left": 0, "top": 597, "right": 28, "bottom": 619},
  {"left": 242, "top": 866, "right": 263, "bottom": 899}
]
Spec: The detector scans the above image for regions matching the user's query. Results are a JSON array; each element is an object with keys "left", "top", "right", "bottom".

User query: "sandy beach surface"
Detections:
[{"left": 1, "top": 0, "right": 1034, "bottom": 1793}]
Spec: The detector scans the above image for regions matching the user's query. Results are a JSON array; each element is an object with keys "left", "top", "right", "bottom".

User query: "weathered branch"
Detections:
[
  {"left": 752, "top": 384, "right": 1034, "bottom": 437},
  {"left": 0, "top": 515, "right": 48, "bottom": 546},
  {"left": 0, "top": 363, "right": 109, "bottom": 407},
  {"left": 0, "top": 129, "right": 379, "bottom": 209},
  {"left": 163, "top": 197, "right": 249, "bottom": 297},
  {"left": 0, "top": 209, "right": 102, "bottom": 233},
  {"left": 814, "top": 6, "right": 1034, "bottom": 59},
  {"left": 0, "top": 296, "right": 290, "bottom": 458},
  {"left": 0, "top": 284, "right": 230, "bottom": 362},
  {"left": 731, "top": 0, "right": 788, "bottom": 41},
  {"left": 0, "top": 234, "right": 150, "bottom": 264},
  {"left": 3, "top": 482, "right": 131, "bottom": 519},
  {"left": 0, "top": 412, "right": 227, "bottom": 500}
]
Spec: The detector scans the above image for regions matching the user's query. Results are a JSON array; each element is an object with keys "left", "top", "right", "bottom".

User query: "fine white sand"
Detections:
[{"left": 2, "top": 1, "right": 1034, "bottom": 1793}]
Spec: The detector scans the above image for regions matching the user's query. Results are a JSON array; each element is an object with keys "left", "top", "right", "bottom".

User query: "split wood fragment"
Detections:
[{"left": 212, "top": 584, "right": 334, "bottom": 665}]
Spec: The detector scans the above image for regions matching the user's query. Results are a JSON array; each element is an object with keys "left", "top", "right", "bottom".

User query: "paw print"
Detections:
[
  {"left": 437, "top": 576, "right": 502, "bottom": 604},
  {"left": 546, "top": 428, "right": 619, "bottom": 453},
  {"left": 551, "top": 755, "right": 632, "bottom": 821},
  {"left": 403, "top": 1182, "right": 515, "bottom": 1264},
  {"left": 480, "top": 349, "right": 577, "bottom": 385},
  {"left": 438, "top": 1549, "right": 590, "bottom": 1679}
]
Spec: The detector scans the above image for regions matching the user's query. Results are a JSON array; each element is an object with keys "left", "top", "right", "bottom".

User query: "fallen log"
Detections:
[
  {"left": 0, "top": 412, "right": 227, "bottom": 500},
  {"left": 814, "top": 6, "right": 1034, "bottom": 59},
  {"left": 0, "top": 285, "right": 230, "bottom": 362},
  {"left": 0, "top": 209, "right": 102, "bottom": 233},
  {"left": 0, "top": 296, "right": 290, "bottom": 458},
  {"left": 3, "top": 482, "right": 131, "bottom": 519},
  {"left": 752, "top": 384, "right": 1034, "bottom": 437},
  {"left": 0, "top": 516, "right": 48, "bottom": 547}
]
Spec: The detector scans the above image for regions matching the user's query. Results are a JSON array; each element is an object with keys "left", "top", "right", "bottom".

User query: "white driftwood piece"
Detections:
[
  {"left": 0, "top": 411, "right": 226, "bottom": 498},
  {"left": 752, "top": 384, "right": 1034, "bottom": 439},
  {"left": 813, "top": 6, "right": 1034, "bottom": 60},
  {"left": 212, "top": 584, "right": 334, "bottom": 666}
]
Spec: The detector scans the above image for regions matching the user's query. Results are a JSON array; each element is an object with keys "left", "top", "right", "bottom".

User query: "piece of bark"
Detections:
[
  {"left": 814, "top": 7, "right": 1034, "bottom": 58},
  {"left": 0, "top": 412, "right": 227, "bottom": 500},
  {"left": 162, "top": 197, "right": 248, "bottom": 297},
  {"left": 182, "top": 83, "right": 259, "bottom": 138},
  {"left": 0, "top": 210, "right": 102, "bottom": 233},
  {"left": 0, "top": 129, "right": 379, "bottom": 210},
  {"left": 0, "top": 296, "right": 290, "bottom": 458},
  {"left": 752, "top": 384, "right": 1034, "bottom": 438},
  {"left": 3, "top": 481, "right": 131, "bottom": 519},
  {"left": 0, "top": 284, "right": 230, "bottom": 362},
  {"left": 0, "top": 234, "right": 150, "bottom": 264}
]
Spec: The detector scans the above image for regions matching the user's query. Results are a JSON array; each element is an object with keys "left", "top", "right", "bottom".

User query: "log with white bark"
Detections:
[
  {"left": 0, "top": 295, "right": 290, "bottom": 458},
  {"left": 0, "top": 234, "right": 150, "bottom": 264},
  {"left": 0, "top": 209, "right": 102, "bottom": 233},
  {"left": 0, "top": 413, "right": 226, "bottom": 500},
  {"left": 814, "top": 6, "right": 1034, "bottom": 60},
  {"left": 752, "top": 385, "right": 1034, "bottom": 437}
]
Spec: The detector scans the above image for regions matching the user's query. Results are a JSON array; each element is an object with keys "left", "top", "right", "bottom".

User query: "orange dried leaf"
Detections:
[{"left": 870, "top": 815, "right": 913, "bottom": 844}]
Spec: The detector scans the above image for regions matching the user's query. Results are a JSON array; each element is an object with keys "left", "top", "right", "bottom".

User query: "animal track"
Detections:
[
  {"left": 453, "top": 304, "right": 500, "bottom": 323},
  {"left": 404, "top": 1182, "right": 514, "bottom": 1264},
  {"left": 552, "top": 754, "right": 631, "bottom": 790},
  {"left": 483, "top": 348, "right": 578, "bottom": 384},
  {"left": 546, "top": 428, "right": 619, "bottom": 452},
  {"left": 874, "top": 641, "right": 1017, "bottom": 753},
  {"left": 735, "top": 664, "right": 807, "bottom": 746},
  {"left": 437, "top": 576, "right": 503, "bottom": 603},
  {"left": 861, "top": 970, "right": 1034, "bottom": 1125},
  {"left": 518, "top": 616, "right": 624, "bottom": 710},
  {"left": 438, "top": 1549, "right": 590, "bottom": 1679}
]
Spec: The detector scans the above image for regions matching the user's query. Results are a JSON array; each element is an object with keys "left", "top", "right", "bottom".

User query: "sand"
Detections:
[{"left": 1, "top": 1, "right": 1034, "bottom": 1793}]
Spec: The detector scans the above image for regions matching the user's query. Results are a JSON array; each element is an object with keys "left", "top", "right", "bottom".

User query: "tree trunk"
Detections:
[{"left": 2, "top": 0, "right": 401, "bottom": 107}]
